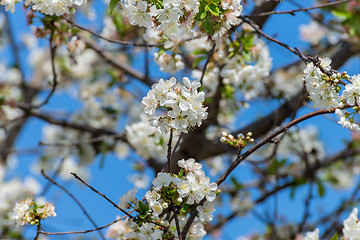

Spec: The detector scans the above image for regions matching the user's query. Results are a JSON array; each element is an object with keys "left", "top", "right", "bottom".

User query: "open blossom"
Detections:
[
  {"left": 304, "top": 228, "right": 319, "bottom": 240},
  {"left": 303, "top": 57, "right": 341, "bottom": 110},
  {"left": 196, "top": 201, "right": 215, "bottom": 222},
  {"left": 123, "top": 0, "right": 153, "bottom": 28},
  {"left": 342, "top": 74, "right": 360, "bottom": 106},
  {"left": 335, "top": 109, "right": 360, "bottom": 131},
  {"left": 343, "top": 208, "right": 360, "bottom": 239},
  {"left": 142, "top": 77, "right": 208, "bottom": 134},
  {"left": 125, "top": 115, "right": 179, "bottom": 162},
  {"left": 13, "top": 199, "right": 56, "bottom": 225},
  {"left": 109, "top": 158, "right": 217, "bottom": 239},
  {"left": 28, "top": 0, "right": 87, "bottom": 16},
  {"left": 106, "top": 218, "right": 133, "bottom": 239},
  {"left": 118, "top": 188, "right": 138, "bottom": 210},
  {"left": 299, "top": 21, "right": 326, "bottom": 45},
  {"left": 122, "top": 0, "right": 242, "bottom": 40}
]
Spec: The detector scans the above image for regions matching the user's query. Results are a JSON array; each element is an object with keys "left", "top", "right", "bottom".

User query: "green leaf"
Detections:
[
  {"left": 267, "top": 158, "right": 287, "bottom": 174},
  {"left": 109, "top": 0, "right": 120, "bottom": 14},
  {"left": 200, "top": 12, "right": 207, "bottom": 20},
  {"left": 208, "top": 3, "right": 220, "bottom": 16},
  {"left": 316, "top": 179, "right": 325, "bottom": 197},
  {"left": 178, "top": 169, "right": 184, "bottom": 178},
  {"left": 193, "top": 49, "right": 209, "bottom": 55},
  {"left": 138, "top": 201, "right": 149, "bottom": 215},
  {"left": 330, "top": 232, "right": 339, "bottom": 240},
  {"left": 192, "top": 56, "right": 207, "bottom": 68}
]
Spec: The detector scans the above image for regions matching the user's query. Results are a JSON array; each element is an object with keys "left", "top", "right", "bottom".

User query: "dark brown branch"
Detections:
[
  {"left": 34, "top": 223, "right": 41, "bottom": 240},
  {"left": 17, "top": 105, "right": 118, "bottom": 136},
  {"left": 39, "top": 133, "right": 126, "bottom": 147},
  {"left": 41, "top": 170, "right": 106, "bottom": 240},
  {"left": 250, "top": 1, "right": 280, "bottom": 28},
  {"left": 167, "top": 128, "right": 174, "bottom": 172},
  {"left": 172, "top": 202, "right": 182, "bottom": 240}
]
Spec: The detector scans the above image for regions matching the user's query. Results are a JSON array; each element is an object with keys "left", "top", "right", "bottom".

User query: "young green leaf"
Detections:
[{"left": 109, "top": 0, "right": 120, "bottom": 14}]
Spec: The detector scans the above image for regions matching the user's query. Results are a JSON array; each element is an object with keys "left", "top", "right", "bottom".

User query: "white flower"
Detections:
[
  {"left": 142, "top": 91, "right": 157, "bottom": 116},
  {"left": 303, "top": 57, "right": 341, "bottom": 110},
  {"left": 142, "top": 77, "right": 208, "bottom": 134},
  {"left": 31, "top": 0, "right": 74, "bottom": 16},
  {"left": 199, "top": 177, "right": 217, "bottom": 202},
  {"left": 299, "top": 21, "right": 326, "bottom": 45},
  {"left": 196, "top": 201, "right": 215, "bottom": 222},
  {"left": 118, "top": 188, "right": 138, "bottom": 209},
  {"left": 343, "top": 208, "right": 360, "bottom": 240},
  {"left": 0, "top": 0, "right": 18, "bottom": 13},
  {"left": 12, "top": 199, "right": 56, "bottom": 225},
  {"left": 152, "top": 172, "right": 174, "bottom": 188},
  {"left": 304, "top": 228, "right": 319, "bottom": 240},
  {"left": 13, "top": 199, "right": 31, "bottom": 225},
  {"left": 335, "top": 109, "right": 360, "bottom": 131},
  {"left": 106, "top": 218, "right": 133, "bottom": 239},
  {"left": 342, "top": 74, "right": 360, "bottom": 106},
  {"left": 178, "top": 158, "right": 202, "bottom": 172},
  {"left": 123, "top": 1, "right": 153, "bottom": 28}
]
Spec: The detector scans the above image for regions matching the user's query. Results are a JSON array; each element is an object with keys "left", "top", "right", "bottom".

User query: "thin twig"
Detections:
[
  {"left": 171, "top": 133, "right": 183, "bottom": 156},
  {"left": 39, "top": 157, "right": 65, "bottom": 196},
  {"left": 16, "top": 104, "right": 118, "bottom": 136},
  {"left": 172, "top": 202, "right": 182, "bottom": 240},
  {"left": 215, "top": 107, "right": 346, "bottom": 187},
  {"left": 199, "top": 42, "right": 216, "bottom": 85},
  {"left": 39, "top": 133, "right": 126, "bottom": 148},
  {"left": 167, "top": 128, "right": 174, "bottom": 172},
  {"left": 32, "top": 29, "right": 58, "bottom": 108},
  {"left": 41, "top": 170, "right": 106, "bottom": 240},
  {"left": 62, "top": 16, "right": 163, "bottom": 47},
  {"left": 39, "top": 218, "right": 122, "bottom": 235},
  {"left": 181, "top": 107, "right": 349, "bottom": 237},
  {"left": 247, "top": 0, "right": 349, "bottom": 18},
  {"left": 76, "top": 33, "right": 155, "bottom": 87},
  {"left": 70, "top": 172, "right": 166, "bottom": 228},
  {"left": 297, "top": 181, "right": 314, "bottom": 233},
  {"left": 240, "top": 16, "right": 309, "bottom": 63},
  {"left": 70, "top": 172, "right": 134, "bottom": 218},
  {"left": 34, "top": 223, "right": 41, "bottom": 240}
]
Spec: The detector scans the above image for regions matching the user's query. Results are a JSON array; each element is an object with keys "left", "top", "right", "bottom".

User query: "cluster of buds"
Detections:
[
  {"left": 13, "top": 199, "right": 56, "bottom": 226},
  {"left": 220, "top": 132, "right": 254, "bottom": 149},
  {"left": 323, "top": 71, "right": 351, "bottom": 93}
]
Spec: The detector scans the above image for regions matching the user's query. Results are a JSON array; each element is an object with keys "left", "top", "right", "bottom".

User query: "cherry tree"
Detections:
[{"left": 1, "top": 0, "right": 360, "bottom": 239}]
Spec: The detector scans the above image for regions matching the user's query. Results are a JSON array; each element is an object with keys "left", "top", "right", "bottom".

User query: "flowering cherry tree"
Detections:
[{"left": 1, "top": 0, "right": 360, "bottom": 239}]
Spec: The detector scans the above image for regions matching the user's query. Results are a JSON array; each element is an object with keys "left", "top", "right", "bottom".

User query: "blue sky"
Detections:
[{"left": 3, "top": 0, "right": 360, "bottom": 239}]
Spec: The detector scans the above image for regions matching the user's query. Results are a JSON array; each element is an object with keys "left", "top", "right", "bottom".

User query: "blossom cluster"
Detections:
[
  {"left": 122, "top": 0, "right": 243, "bottom": 40},
  {"left": 303, "top": 57, "right": 342, "bottom": 110},
  {"left": 303, "top": 57, "right": 360, "bottom": 130},
  {"left": 303, "top": 207, "right": 360, "bottom": 240},
  {"left": 13, "top": 199, "right": 56, "bottom": 226},
  {"left": 220, "top": 131, "right": 254, "bottom": 149},
  {"left": 187, "top": 34, "right": 272, "bottom": 102},
  {"left": 107, "top": 158, "right": 218, "bottom": 239},
  {"left": 125, "top": 115, "right": 179, "bottom": 162},
  {"left": 1, "top": 0, "right": 87, "bottom": 15},
  {"left": 142, "top": 77, "right": 208, "bottom": 134}
]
